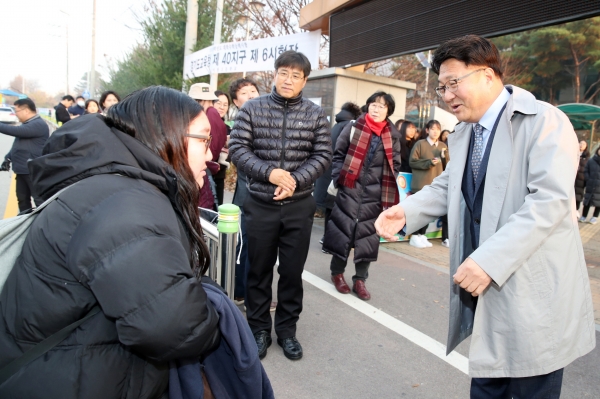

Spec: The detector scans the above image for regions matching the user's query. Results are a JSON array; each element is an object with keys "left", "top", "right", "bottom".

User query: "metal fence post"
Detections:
[{"left": 216, "top": 204, "right": 239, "bottom": 299}]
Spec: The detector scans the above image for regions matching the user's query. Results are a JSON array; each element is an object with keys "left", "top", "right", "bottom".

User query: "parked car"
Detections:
[{"left": 0, "top": 107, "right": 18, "bottom": 124}]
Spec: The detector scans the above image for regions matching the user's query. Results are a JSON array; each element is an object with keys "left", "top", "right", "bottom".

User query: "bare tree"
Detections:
[
  {"left": 228, "top": 0, "right": 329, "bottom": 93},
  {"left": 9, "top": 75, "right": 41, "bottom": 95}
]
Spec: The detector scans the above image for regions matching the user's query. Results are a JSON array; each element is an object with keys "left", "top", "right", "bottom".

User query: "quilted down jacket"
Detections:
[
  {"left": 228, "top": 88, "right": 332, "bottom": 204},
  {"left": 0, "top": 114, "right": 220, "bottom": 398},
  {"left": 322, "top": 117, "right": 401, "bottom": 262},
  {"left": 575, "top": 150, "right": 589, "bottom": 204},
  {"left": 584, "top": 153, "right": 600, "bottom": 208}
]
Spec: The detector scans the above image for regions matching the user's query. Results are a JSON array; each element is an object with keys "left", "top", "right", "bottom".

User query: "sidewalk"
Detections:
[{"left": 314, "top": 214, "right": 600, "bottom": 325}]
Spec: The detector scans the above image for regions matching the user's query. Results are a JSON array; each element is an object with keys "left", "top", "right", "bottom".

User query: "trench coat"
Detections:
[{"left": 400, "top": 85, "right": 596, "bottom": 378}]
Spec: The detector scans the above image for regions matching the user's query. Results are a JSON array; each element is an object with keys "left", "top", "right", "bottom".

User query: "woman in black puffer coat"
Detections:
[
  {"left": 318, "top": 102, "right": 362, "bottom": 246},
  {"left": 0, "top": 87, "right": 220, "bottom": 398},
  {"left": 322, "top": 92, "right": 401, "bottom": 300},
  {"left": 581, "top": 146, "right": 600, "bottom": 224},
  {"left": 575, "top": 140, "right": 590, "bottom": 213}
]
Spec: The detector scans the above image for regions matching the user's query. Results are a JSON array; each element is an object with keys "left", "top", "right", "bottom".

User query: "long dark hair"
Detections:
[
  {"left": 398, "top": 120, "right": 417, "bottom": 147},
  {"left": 105, "top": 86, "right": 210, "bottom": 276}
]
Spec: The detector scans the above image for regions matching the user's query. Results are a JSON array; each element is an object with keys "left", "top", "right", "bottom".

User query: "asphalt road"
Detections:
[{"left": 257, "top": 224, "right": 600, "bottom": 399}]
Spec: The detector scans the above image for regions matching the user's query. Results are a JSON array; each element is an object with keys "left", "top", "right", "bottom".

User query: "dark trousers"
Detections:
[
  {"left": 234, "top": 210, "right": 249, "bottom": 299},
  {"left": 471, "top": 368, "right": 564, "bottom": 399},
  {"left": 441, "top": 214, "right": 448, "bottom": 240},
  {"left": 582, "top": 204, "right": 599, "bottom": 218},
  {"left": 244, "top": 194, "right": 316, "bottom": 338},
  {"left": 416, "top": 225, "right": 428, "bottom": 235},
  {"left": 330, "top": 255, "right": 370, "bottom": 282},
  {"left": 15, "top": 174, "right": 41, "bottom": 212},
  {"left": 213, "top": 166, "right": 227, "bottom": 206}
]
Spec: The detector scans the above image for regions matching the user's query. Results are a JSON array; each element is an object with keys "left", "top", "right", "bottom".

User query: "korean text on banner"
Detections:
[{"left": 183, "top": 30, "right": 321, "bottom": 78}]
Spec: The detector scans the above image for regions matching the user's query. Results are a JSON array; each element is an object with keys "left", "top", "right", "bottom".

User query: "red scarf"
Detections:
[
  {"left": 338, "top": 115, "right": 399, "bottom": 209},
  {"left": 364, "top": 113, "right": 387, "bottom": 136}
]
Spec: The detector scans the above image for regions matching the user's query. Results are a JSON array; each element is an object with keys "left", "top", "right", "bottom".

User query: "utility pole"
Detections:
[
  {"left": 209, "top": 0, "right": 224, "bottom": 91},
  {"left": 66, "top": 22, "right": 70, "bottom": 95},
  {"left": 89, "top": 0, "right": 97, "bottom": 98},
  {"left": 60, "top": 10, "right": 70, "bottom": 95},
  {"left": 183, "top": 0, "right": 199, "bottom": 91}
]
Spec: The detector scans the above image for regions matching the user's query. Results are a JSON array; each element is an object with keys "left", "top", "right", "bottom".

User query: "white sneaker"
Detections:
[
  {"left": 441, "top": 238, "right": 450, "bottom": 248},
  {"left": 578, "top": 216, "right": 587, "bottom": 223},
  {"left": 409, "top": 234, "right": 427, "bottom": 248},
  {"left": 590, "top": 217, "right": 598, "bottom": 225},
  {"left": 421, "top": 235, "right": 432, "bottom": 247}
]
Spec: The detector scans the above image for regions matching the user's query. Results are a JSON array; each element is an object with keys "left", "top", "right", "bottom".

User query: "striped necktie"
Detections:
[{"left": 472, "top": 123, "right": 484, "bottom": 182}]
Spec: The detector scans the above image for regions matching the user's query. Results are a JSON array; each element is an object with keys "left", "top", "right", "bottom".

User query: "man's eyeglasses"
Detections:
[
  {"left": 369, "top": 103, "right": 387, "bottom": 110},
  {"left": 277, "top": 70, "right": 305, "bottom": 83},
  {"left": 186, "top": 134, "right": 212, "bottom": 153},
  {"left": 435, "top": 68, "right": 486, "bottom": 98}
]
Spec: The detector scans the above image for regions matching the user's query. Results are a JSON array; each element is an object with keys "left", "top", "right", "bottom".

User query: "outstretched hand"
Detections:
[{"left": 374, "top": 205, "right": 406, "bottom": 242}]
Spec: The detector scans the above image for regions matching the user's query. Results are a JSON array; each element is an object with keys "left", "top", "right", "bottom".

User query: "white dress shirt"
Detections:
[{"left": 476, "top": 88, "right": 511, "bottom": 150}]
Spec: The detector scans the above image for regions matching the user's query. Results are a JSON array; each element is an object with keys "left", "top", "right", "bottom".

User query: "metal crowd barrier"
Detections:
[{"left": 199, "top": 206, "right": 239, "bottom": 299}]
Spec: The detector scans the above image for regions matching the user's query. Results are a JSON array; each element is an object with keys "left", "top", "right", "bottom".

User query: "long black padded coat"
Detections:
[
  {"left": 583, "top": 153, "right": 600, "bottom": 208},
  {"left": 575, "top": 150, "right": 589, "bottom": 204},
  {"left": 322, "top": 117, "right": 401, "bottom": 263},
  {"left": 0, "top": 114, "right": 220, "bottom": 398},
  {"left": 228, "top": 88, "right": 331, "bottom": 204}
]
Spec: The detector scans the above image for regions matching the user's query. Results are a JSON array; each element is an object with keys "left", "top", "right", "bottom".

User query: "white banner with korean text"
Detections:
[{"left": 183, "top": 30, "right": 321, "bottom": 78}]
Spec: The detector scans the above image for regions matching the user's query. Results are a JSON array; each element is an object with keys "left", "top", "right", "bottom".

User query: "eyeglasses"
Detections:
[
  {"left": 369, "top": 103, "right": 387, "bottom": 110},
  {"left": 186, "top": 134, "right": 212, "bottom": 153},
  {"left": 276, "top": 70, "right": 305, "bottom": 83},
  {"left": 435, "top": 68, "right": 486, "bottom": 97}
]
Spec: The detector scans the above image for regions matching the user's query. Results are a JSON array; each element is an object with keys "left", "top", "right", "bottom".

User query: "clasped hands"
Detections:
[
  {"left": 269, "top": 168, "right": 296, "bottom": 201},
  {"left": 374, "top": 205, "right": 491, "bottom": 296}
]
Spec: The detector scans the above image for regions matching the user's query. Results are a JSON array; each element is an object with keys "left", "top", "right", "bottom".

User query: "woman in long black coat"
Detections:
[
  {"left": 318, "top": 102, "right": 362, "bottom": 246},
  {"left": 322, "top": 92, "right": 401, "bottom": 300},
  {"left": 575, "top": 140, "right": 590, "bottom": 214},
  {"left": 581, "top": 146, "right": 600, "bottom": 224}
]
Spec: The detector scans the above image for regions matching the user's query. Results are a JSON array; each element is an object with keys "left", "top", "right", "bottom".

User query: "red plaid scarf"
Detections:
[{"left": 338, "top": 115, "right": 399, "bottom": 209}]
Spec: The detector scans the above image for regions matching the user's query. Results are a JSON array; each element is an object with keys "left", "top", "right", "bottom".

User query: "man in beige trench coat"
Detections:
[{"left": 375, "top": 35, "right": 596, "bottom": 398}]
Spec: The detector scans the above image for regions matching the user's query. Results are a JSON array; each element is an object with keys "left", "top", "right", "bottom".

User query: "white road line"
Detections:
[{"left": 302, "top": 270, "right": 470, "bottom": 375}]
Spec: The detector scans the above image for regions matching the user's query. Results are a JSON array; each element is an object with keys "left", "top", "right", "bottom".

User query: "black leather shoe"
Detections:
[
  {"left": 277, "top": 336, "right": 303, "bottom": 360},
  {"left": 254, "top": 330, "right": 272, "bottom": 360}
]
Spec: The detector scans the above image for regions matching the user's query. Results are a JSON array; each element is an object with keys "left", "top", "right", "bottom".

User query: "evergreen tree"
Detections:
[{"left": 103, "top": 0, "right": 235, "bottom": 96}]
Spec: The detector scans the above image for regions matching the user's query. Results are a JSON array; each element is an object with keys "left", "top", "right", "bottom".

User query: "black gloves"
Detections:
[{"left": 0, "top": 158, "right": 10, "bottom": 172}]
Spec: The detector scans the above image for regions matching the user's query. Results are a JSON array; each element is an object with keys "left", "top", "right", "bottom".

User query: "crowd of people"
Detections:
[
  {"left": 0, "top": 36, "right": 597, "bottom": 398},
  {"left": 52, "top": 91, "right": 122, "bottom": 126}
]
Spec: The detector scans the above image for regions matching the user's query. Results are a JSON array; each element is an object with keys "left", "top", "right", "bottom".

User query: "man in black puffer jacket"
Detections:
[{"left": 229, "top": 51, "right": 331, "bottom": 361}]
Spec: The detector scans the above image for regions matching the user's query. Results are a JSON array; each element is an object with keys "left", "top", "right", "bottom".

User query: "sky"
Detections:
[{"left": 1, "top": 0, "right": 146, "bottom": 96}]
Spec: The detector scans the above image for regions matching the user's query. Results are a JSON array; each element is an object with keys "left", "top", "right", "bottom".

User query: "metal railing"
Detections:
[{"left": 199, "top": 207, "right": 239, "bottom": 299}]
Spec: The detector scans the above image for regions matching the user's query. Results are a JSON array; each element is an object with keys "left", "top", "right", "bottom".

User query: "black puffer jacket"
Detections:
[
  {"left": 575, "top": 150, "right": 589, "bottom": 203},
  {"left": 322, "top": 117, "right": 401, "bottom": 262},
  {"left": 229, "top": 88, "right": 331, "bottom": 204},
  {"left": 584, "top": 153, "right": 600, "bottom": 207},
  {"left": 315, "top": 109, "right": 356, "bottom": 210},
  {"left": 0, "top": 114, "right": 220, "bottom": 398}
]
